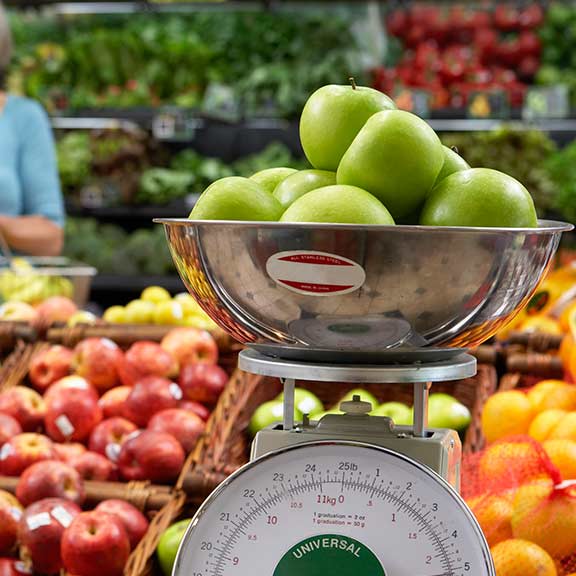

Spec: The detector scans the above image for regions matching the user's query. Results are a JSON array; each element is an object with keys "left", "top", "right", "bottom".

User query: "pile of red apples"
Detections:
[{"left": 0, "top": 327, "right": 228, "bottom": 575}]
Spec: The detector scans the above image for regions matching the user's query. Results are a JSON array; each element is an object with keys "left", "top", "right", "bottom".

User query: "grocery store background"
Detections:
[{"left": 5, "top": 0, "right": 576, "bottom": 309}]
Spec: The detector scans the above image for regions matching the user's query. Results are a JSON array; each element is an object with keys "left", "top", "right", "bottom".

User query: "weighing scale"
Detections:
[{"left": 157, "top": 218, "right": 572, "bottom": 576}]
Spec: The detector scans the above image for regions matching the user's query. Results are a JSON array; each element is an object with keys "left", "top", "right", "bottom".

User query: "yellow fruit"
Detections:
[
  {"left": 175, "top": 297, "right": 202, "bottom": 318},
  {"left": 468, "top": 495, "right": 513, "bottom": 547},
  {"left": 527, "top": 380, "right": 576, "bottom": 412},
  {"left": 481, "top": 391, "right": 534, "bottom": 444},
  {"left": 519, "top": 315, "right": 563, "bottom": 335},
  {"left": 512, "top": 480, "right": 576, "bottom": 558},
  {"left": 491, "top": 539, "right": 556, "bottom": 576},
  {"left": 124, "top": 299, "right": 155, "bottom": 324},
  {"left": 560, "top": 334, "right": 574, "bottom": 369},
  {"left": 141, "top": 286, "right": 171, "bottom": 304},
  {"left": 67, "top": 311, "right": 97, "bottom": 327},
  {"left": 529, "top": 410, "right": 568, "bottom": 442},
  {"left": 549, "top": 412, "right": 576, "bottom": 441},
  {"left": 153, "top": 301, "right": 184, "bottom": 325},
  {"left": 103, "top": 306, "right": 126, "bottom": 324},
  {"left": 543, "top": 439, "right": 576, "bottom": 480}
]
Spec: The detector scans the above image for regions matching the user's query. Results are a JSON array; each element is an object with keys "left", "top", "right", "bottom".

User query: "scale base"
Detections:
[{"left": 251, "top": 413, "right": 461, "bottom": 490}]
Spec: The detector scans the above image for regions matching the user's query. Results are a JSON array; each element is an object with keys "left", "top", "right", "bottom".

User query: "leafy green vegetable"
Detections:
[{"left": 137, "top": 169, "right": 195, "bottom": 204}]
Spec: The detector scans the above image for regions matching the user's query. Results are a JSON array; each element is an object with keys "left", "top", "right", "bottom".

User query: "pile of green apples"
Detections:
[
  {"left": 190, "top": 80, "right": 538, "bottom": 227},
  {"left": 249, "top": 388, "right": 471, "bottom": 435}
]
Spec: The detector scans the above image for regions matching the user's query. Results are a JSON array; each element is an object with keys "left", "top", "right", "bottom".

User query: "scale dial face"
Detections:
[{"left": 175, "top": 441, "right": 494, "bottom": 576}]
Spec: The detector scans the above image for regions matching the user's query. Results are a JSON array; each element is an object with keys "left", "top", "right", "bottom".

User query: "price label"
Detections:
[
  {"left": 152, "top": 108, "right": 201, "bottom": 142},
  {"left": 393, "top": 88, "right": 430, "bottom": 118},
  {"left": 467, "top": 90, "right": 509, "bottom": 119},
  {"left": 523, "top": 85, "right": 569, "bottom": 119}
]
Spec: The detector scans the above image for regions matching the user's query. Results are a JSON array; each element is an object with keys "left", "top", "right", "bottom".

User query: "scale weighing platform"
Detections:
[
  {"left": 158, "top": 217, "right": 571, "bottom": 576},
  {"left": 174, "top": 348, "right": 494, "bottom": 576}
]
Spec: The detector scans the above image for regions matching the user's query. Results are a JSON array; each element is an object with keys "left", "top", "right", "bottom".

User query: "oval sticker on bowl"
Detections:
[{"left": 266, "top": 251, "right": 366, "bottom": 296}]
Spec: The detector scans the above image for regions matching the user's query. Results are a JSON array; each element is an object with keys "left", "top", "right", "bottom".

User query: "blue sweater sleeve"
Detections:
[{"left": 17, "top": 101, "right": 65, "bottom": 227}]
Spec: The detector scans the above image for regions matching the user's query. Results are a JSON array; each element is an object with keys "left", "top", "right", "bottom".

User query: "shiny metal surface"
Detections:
[
  {"left": 158, "top": 219, "right": 572, "bottom": 351},
  {"left": 238, "top": 348, "right": 477, "bottom": 383}
]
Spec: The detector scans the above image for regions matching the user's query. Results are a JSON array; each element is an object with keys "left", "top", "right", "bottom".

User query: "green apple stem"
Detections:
[
  {"left": 451, "top": 146, "right": 460, "bottom": 155},
  {"left": 349, "top": 77, "right": 357, "bottom": 90}
]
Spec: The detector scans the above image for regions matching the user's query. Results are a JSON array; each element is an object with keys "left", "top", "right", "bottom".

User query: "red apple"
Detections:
[
  {"left": 95, "top": 500, "right": 149, "bottom": 550},
  {"left": 148, "top": 409, "right": 205, "bottom": 453},
  {"left": 179, "top": 400, "right": 210, "bottom": 421},
  {"left": 54, "top": 442, "right": 87, "bottom": 463},
  {"left": 0, "top": 387, "right": 45, "bottom": 432},
  {"left": 61, "top": 511, "right": 130, "bottom": 576},
  {"left": 88, "top": 417, "right": 138, "bottom": 462},
  {"left": 0, "top": 433, "right": 55, "bottom": 476},
  {"left": 161, "top": 327, "right": 218, "bottom": 367},
  {"left": 73, "top": 338, "right": 123, "bottom": 393},
  {"left": 70, "top": 451, "right": 117, "bottom": 482},
  {"left": 16, "top": 460, "right": 85, "bottom": 507},
  {"left": 0, "top": 490, "right": 22, "bottom": 555},
  {"left": 29, "top": 345, "right": 73, "bottom": 392},
  {"left": 45, "top": 385, "right": 102, "bottom": 442},
  {"left": 124, "top": 376, "right": 182, "bottom": 427},
  {"left": 19, "top": 498, "right": 81, "bottom": 574},
  {"left": 0, "top": 559, "right": 31, "bottom": 576},
  {"left": 179, "top": 364, "right": 228, "bottom": 406},
  {"left": 98, "top": 386, "right": 131, "bottom": 419},
  {"left": 118, "top": 430, "right": 184, "bottom": 483},
  {"left": 35, "top": 296, "right": 77, "bottom": 325},
  {"left": 0, "top": 414, "right": 21, "bottom": 447},
  {"left": 118, "top": 341, "right": 177, "bottom": 387},
  {"left": 45, "top": 375, "right": 98, "bottom": 402}
]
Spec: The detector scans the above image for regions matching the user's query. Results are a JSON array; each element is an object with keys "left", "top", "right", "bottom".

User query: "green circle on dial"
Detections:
[{"left": 273, "top": 534, "right": 385, "bottom": 576}]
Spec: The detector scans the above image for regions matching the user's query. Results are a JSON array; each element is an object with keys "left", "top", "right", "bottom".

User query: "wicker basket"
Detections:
[{"left": 183, "top": 364, "right": 498, "bottom": 496}]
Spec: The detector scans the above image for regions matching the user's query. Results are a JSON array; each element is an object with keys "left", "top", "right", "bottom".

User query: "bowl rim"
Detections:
[{"left": 154, "top": 218, "right": 573, "bottom": 235}]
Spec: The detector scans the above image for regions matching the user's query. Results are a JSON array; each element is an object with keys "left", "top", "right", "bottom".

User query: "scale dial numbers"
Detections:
[{"left": 175, "top": 442, "right": 494, "bottom": 576}]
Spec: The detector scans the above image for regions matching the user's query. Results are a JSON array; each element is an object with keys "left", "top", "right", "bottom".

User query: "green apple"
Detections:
[
  {"left": 435, "top": 146, "right": 470, "bottom": 184},
  {"left": 276, "top": 388, "right": 324, "bottom": 416},
  {"left": 335, "top": 388, "right": 379, "bottom": 412},
  {"left": 190, "top": 177, "right": 283, "bottom": 221},
  {"left": 337, "top": 110, "right": 443, "bottom": 220},
  {"left": 427, "top": 393, "right": 471, "bottom": 431},
  {"left": 249, "top": 400, "right": 303, "bottom": 436},
  {"left": 280, "top": 185, "right": 395, "bottom": 225},
  {"left": 420, "top": 168, "right": 538, "bottom": 228},
  {"left": 273, "top": 169, "right": 337, "bottom": 209},
  {"left": 300, "top": 83, "right": 396, "bottom": 171},
  {"left": 157, "top": 518, "right": 192, "bottom": 576},
  {"left": 250, "top": 167, "right": 297, "bottom": 194},
  {"left": 372, "top": 402, "right": 413, "bottom": 425}
]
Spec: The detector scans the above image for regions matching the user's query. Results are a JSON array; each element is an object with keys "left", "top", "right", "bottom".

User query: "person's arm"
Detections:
[{"left": 1, "top": 101, "right": 65, "bottom": 256}]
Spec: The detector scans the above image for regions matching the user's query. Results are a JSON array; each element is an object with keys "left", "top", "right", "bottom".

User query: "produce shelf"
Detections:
[{"left": 65, "top": 201, "right": 193, "bottom": 223}]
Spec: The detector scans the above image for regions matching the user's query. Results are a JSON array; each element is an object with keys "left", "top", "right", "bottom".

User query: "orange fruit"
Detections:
[
  {"left": 527, "top": 380, "right": 576, "bottom": 412},
  {"left": 543, "top": 439, "right": 576, "bottom": 480},
  {"left": 481, "top": 391, "right": 534, "bottom": 444},
  {"left": 549, "top": 412, "right": 576, "bottom": 441},
  {"left": 519, "top": 315, "right": 563, "bottom": 335},
  {"left": 468, "top": 495, "right": 513, "bottom": 547},
  {"left": 478, "top": 439, "right": 553, "bottom": 494},
  {"left": 512, "top": 480, "right": 576, "bottom": 558},
  {"left": 529, "top": 410, "right": 568, "bottom": 442},
  {"left": 491, "top": 539, "right": 557, "bottom": 576},
  {"left": 560, "top": 334, "right": 574, "bottom": 368},
  {"left": 560, "top": 301, "right": 576, "bottom": 333}
]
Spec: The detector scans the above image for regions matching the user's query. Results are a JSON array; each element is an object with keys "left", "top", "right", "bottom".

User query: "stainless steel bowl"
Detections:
[{"left": 157, "top": 219, "right": 572, "bottom": 352}]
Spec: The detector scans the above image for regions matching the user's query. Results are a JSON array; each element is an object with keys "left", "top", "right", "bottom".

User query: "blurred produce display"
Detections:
[
  {"left": 10, "top": 12, "right": 363, "bottom": 118},
  {"left": 64, "top": 219, "right": 173, "bottom": 276},
  {"left": 377, "top": 4, "right": 543, "bottom": 110},
  {"left": 537, "top": 3, "right": 576, "bottom": 106},
  {"left": 543, "top": 140, "right": 576, "bottom": 225},
  {"left": 57, "top": 133, "right": 307, "bottom": 207}
]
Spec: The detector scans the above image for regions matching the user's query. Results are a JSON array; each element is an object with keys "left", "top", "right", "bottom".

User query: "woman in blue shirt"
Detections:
[{"left": 0, "top": 5, "right": 65, "bottom": 256}]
